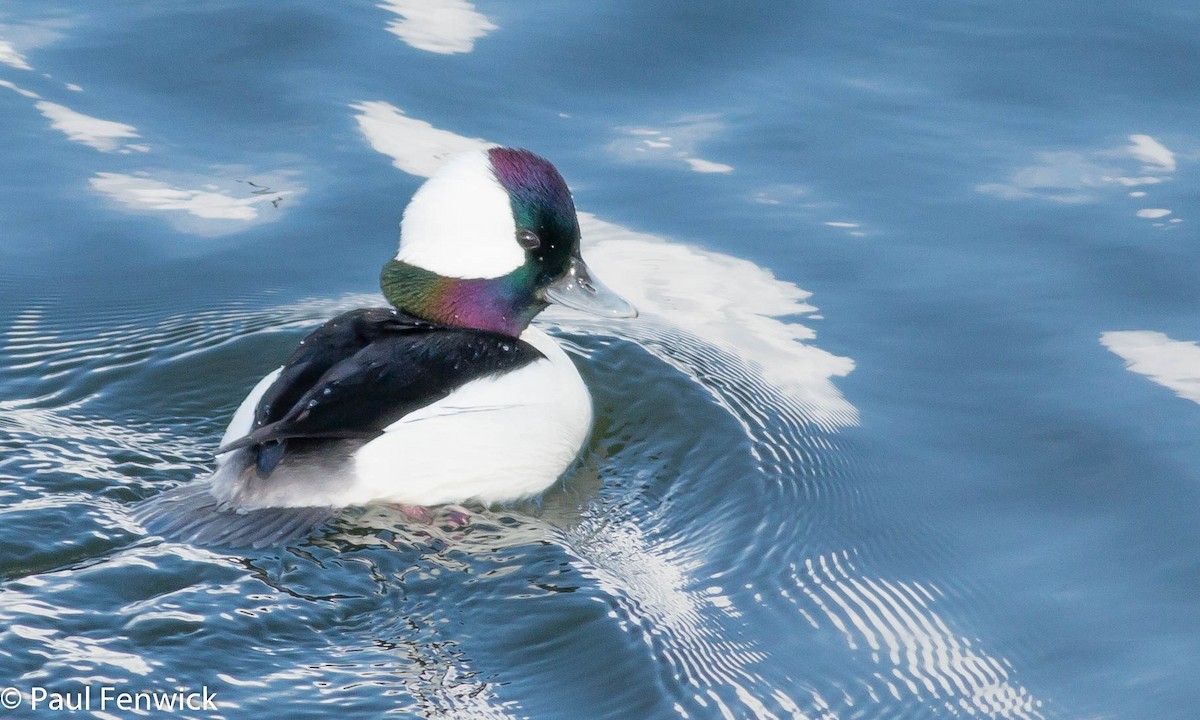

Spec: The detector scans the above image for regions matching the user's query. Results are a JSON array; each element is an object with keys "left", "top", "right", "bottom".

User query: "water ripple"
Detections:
[
  {"left": 784, "top": 550, "right": 1042, "bottom": 719},
  {"left": 0, "top": 282, "right": 1051, "bottom": 718}
]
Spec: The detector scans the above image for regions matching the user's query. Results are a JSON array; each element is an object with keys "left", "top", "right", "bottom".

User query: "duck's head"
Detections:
[{"left": 380, "top": 147, "right": 636, "bottom": 337}]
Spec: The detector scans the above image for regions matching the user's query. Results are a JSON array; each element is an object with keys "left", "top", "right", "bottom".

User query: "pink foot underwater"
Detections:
[
  {"left": 393, "top": 503, "right": 434, "bottom": 524},
  {"left": 390, "top": 503, "right": 473, "bottom": 528},
  {"left": 442, "top": 504, "right": 473, "bottom": 528}
]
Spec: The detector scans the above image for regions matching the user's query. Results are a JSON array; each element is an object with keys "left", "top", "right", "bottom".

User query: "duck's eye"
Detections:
[{"left": 517, "top": 229, "right": 541, "bottom": 251}]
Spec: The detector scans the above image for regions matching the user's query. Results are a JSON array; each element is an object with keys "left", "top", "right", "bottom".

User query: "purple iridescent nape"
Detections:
[{"left": 487, "top": 148, "right": 577, "bottom": 230}]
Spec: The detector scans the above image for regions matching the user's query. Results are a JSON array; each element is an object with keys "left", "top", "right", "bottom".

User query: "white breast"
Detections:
[{"left": 349, "top": 325, "right": 593, "bottom": 506}]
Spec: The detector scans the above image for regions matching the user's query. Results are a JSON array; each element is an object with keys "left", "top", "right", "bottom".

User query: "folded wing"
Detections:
[{"left": 219, "top": 307, "right": 544, "bottom": 476}]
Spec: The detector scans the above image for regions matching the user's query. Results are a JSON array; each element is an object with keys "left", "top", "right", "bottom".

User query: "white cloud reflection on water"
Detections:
[
  {"left": 352, "top": 99, "right": 855, "bottom": 430},
  {"left": 0, "top": 38, "right": 30, "bottom": 69},
  {"left": 88, "top": 172, "right": 298, "bottom": 234},
  {"left": 0, "top": 77, "right": 39, "bottom": 98},
  {"left": 1, "top": 78, "right": 147, "bottom": 154},
  {"left": 684, "top": 156, "right": 734, "bottom": 174},
  {"left": 378, "top": 0, "right": 497, "bottom": 55},
  {"left": 608, "top": 116, "right": 735, "bottom": 175},
  {"left": 0, "top": 43, "right": 300, "bottom": 234},
  {"left": 977, "top": 134, "right": 1180, "bottom": 225},
  {"left": 1126, "top": 134, "right": 1175, "bottom": 173},
  {"left": 1134, "top": 208, "right": 1170, "bottom": 219},
  {"left": 0, "top": 16, "right": 67, "bottom": 68},
  {"left": 36, "top": 100, "right": 146, "bottom": 153},
  {"left": 347, "top": 101, "right": 1049, "bottom": 719},
  {"left": 1101, "top": 331, "right": 1200, "bottom": 406}
]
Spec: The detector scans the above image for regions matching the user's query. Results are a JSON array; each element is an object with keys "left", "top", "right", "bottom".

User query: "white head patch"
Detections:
[{"left": 395, "top": 148, "right": 524, "bottom": 279}]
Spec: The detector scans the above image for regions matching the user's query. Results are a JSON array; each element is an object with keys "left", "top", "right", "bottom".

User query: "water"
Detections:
[{"left": 2, "top": 1, "right": 1198, "bottom": 718}]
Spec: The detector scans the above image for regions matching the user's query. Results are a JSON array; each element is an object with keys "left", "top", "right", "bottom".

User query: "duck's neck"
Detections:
[{"left": 380, "top": 259, "right": 543, "bottom": 337}]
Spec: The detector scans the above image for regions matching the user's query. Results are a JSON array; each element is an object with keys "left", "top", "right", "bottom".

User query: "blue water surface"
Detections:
[{"left": 1, "top": 1, "right": 1198, "bottom": 718}]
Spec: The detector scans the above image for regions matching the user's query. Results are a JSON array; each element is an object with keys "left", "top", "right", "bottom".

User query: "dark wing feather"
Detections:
[
  {"left": 217, "top": 308, "right": 543, "bottom": 476},
  {"left": 251, "top": 307, "right": 436, "bottom": 429}
]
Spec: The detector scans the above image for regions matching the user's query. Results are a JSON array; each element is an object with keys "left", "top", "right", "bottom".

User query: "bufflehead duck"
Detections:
[{"left": 135, "top": 147, "right": 636, "bottom": 547}]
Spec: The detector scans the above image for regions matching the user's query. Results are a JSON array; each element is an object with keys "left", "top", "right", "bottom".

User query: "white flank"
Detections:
[
  {"left": 35, "top": 100, "right": 141, "bottom": 152},
  {"left": 397, "top": 149, "right": 524, "bottom": 278},
  {"left": 1101, "top": 331, "right": 1200, "bottom": 406},
  {"left": 378, "top": 0, "right": 497, "bottom": 54},
  {"left": 354, "top": 326, "right": 591, "bottom": 506}
]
